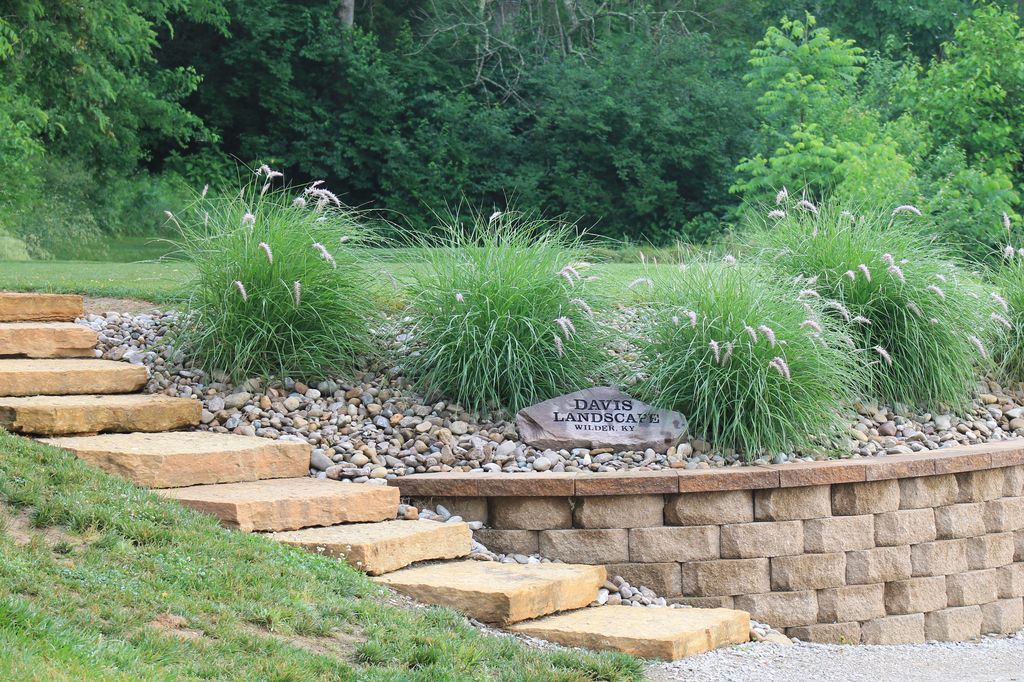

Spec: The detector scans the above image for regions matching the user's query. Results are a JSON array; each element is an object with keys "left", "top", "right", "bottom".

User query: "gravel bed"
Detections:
[
  {"left": 81, "top": 309, "right": 1024, "bottom": 480},
  {"left": 647, "top": 631, "right": 1024, "bottom": 682}
]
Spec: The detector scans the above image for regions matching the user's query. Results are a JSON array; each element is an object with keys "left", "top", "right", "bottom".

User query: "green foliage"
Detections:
[
  {"left": 403, "top": 213, "right": 611, "bottom": 413},
  {"left": 5, "top": 1, "right": 1024, "bottom": 255},
  {"left": 921, "top": 144, "right": 1019, "bottom": 258},
  {"left": 519, "top": 32, "right": 753, "bottom": 243},
  {"left": 745, "top": 13, "right": 866, "bottom": 133},
  {"left": 159, "top": 3, "right": 406, "bottom": 206},
  {"left": 914, "top": 5, "right": 1024, "bottom": 179},
  {"left": 0, "top": 0, "right": 226, "bottom": 258},
  {"left": 749, "top": 200, "right": 992, "bottom": 407},
  {"left": 172, "top": 170, "right": 379, "bottom": 381},
  {"left": 1, "top": 0, "right": 226, "bottom": 170},
  {"left": 733, "top": 14, "right": 894, "bottom": 199},
  {"left": 163, "top": 147, "right": 237, "bottom": 191},
  {"left": 0, "top": 232, "right": 30, "bottom": 261},
  {"left": 769, "top": 0, "right": 1006, "bottom": 59},
  {"left": 636, "top": 258, "right": 858, "bottom": 456},
  {"left": 378, "top": 90, "right": 523, "bottom": 232},
  {"left": 0, "top": 157, "right": 191, "bottom": 259},
  {"left": 160, "top": 2, "right": 751, "bottom": 243},
  {"left": 0, "top": 18, "right": 44, "bottom": 212},
  {"left": 735, "top": 10, "right": 1023, "bottom": 259},
  {"left": 734, "top": 13, "right": 926, "bottom": 205}
]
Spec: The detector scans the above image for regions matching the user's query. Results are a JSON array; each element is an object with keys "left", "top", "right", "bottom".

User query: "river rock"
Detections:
[{"left": 515, "top": 387, "right": 686, "bottom": 453}]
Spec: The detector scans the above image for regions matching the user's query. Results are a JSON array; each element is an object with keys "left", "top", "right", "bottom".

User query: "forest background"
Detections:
[{"left": 3, "top": 0, "right": 1024, "bottom": 260}]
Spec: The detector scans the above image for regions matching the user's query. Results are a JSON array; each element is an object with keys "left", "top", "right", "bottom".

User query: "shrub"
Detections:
[
  {"left": 635, "top": 257, "right": 858, "bottom": 457},
  {"left": 748, "top": 199, "right": 992, "bottom": 406},
  {"left": 0, "top": 230, "right": 29, "bottom": 260},
  {"left": 921, "top": 144, "right": 1019, "bottom": 261},
  {"left": 171, "top": 168, "right": 379, "bottom": 381},
  {"left": 403, "top": 213, "right": 609, "bottom": 413}
]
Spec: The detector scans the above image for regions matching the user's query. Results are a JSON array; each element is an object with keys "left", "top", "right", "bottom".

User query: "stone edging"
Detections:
[{"left": 389, "top": 440, "right": 1024, "bottom": 497}]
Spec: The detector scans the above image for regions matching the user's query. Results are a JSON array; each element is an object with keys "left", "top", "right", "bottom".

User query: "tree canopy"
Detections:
[{"left": 2, "top": 0, "right": 1023, "bottom": 255}]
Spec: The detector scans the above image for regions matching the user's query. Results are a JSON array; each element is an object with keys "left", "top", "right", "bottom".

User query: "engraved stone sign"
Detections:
[{"left": 516, "top": 386, "right": 687, "bottom": 452}]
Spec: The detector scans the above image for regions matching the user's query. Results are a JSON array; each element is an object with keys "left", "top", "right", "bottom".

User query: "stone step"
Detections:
[
  {"left": 0, "top": 394, "right": 200, "bottom": 435},
  {"left": 374, "top": 560, "right": 606, "bottom": 625},
  {"left": 0, "top": 322, "right": 98, "bottom": 358},
  {"left": 0, "top": 292, "right": 83, "bottom": 322},
  {"left": 159, "top": 478, "right": 399, "bottom": 532},
  {"left": 43, "top": 432, "right": 310, "bottom": 489},
  {"left": 0, "top": 359, "right": 148, "bottom": 397},
  {"left": 270, "top": 519, "right": 471, "bottom": 575},
  {"left": 509, "top": 605, "right": 750, "bottom": 661}
]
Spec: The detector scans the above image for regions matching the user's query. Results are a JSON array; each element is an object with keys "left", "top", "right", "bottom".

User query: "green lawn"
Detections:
[
  {"left": 0, "top": 261, "right": 190, "bottom": 303},
  {"left": 0, "top": 432, "right": 641, "bottom": 681},
  {"left": 46, "top": 236, "right": 180, "bottom": 263},
  {"left": 0, "top": 258, "right": 656, "bottom": 305}
]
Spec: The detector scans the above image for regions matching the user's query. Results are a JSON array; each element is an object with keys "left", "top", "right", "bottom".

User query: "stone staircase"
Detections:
[{"left": 0, "top": 292, "right": 749, "bottom": 661}]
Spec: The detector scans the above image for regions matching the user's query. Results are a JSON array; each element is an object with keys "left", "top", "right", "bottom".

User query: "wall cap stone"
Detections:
[{"left": 390, "top": 441, "right": 1024, "bottom": 497}]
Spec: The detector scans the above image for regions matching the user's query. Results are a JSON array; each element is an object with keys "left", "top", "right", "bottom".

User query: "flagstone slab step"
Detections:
[
  {"left": 0, "top": 293, "right": 83, "bottom": 322},
  {"left": 0, "top": 322, "right": 98, "bottom": 358},
  {"left": 374, "top": 560, "right": 606, "bottom": 625},
  {"left": 43, "top": 432, "right": 310, "bottom": 488},
  {"left": 270, "top": 519, "right": 472, "bottom": 575},
  {"left": 0, "top": 394, "right": 200, "bottom": 435},
  {"left": 0, "top": 359, "right": 148, "bottom": 396},
  {"left": 159, "top": 478, "right": 399, "bottom": 532},
  {"left": 509, "top": 605, "right": 750, "bottom": 661}
]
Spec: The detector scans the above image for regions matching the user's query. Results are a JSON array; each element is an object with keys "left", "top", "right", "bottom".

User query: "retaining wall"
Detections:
[{"left": 394, "top": 441, "right": 1024, "bottom": 644}]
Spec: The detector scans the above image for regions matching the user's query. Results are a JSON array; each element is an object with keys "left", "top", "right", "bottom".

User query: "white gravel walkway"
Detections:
[{"left": 647, "top": 632, "right": 1024, "bottom": 682}]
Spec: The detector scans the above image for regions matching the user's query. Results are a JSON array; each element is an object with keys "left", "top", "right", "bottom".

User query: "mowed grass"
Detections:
[
  {"left": 0, "top": 258, "right": 657, "bottom": 306},
  {"left": 0, "top": 261, "right": 189, "bottom": 304},
  {"left": 46, "top": 235, "right": 179, "bottom": 263},
  {"left": 0, "top": 432, "right": 641, "bottom": 681}
]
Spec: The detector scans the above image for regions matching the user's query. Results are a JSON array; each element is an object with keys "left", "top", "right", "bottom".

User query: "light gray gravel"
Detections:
[{"left": 647, "top": 632, "right": 1024, "bottom": 682}]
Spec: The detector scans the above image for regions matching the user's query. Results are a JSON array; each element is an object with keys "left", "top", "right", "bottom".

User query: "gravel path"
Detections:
[{"left": 647, "top": 633, "right": 1024, "bottom": 682}]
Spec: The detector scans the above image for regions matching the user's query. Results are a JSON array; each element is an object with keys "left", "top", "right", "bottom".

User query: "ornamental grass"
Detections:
[
  {"left": 169, "top": 168, "right": 379, "bottom": 381},
  {"left": 636, "top": 257, "right": 858, "bottom": 457},
  {"left": 749, "top": 198, "right": 994, "bottom": 407},
  {"left": 402, "top": 212, "right": 610, "bottom": 413},
  {"left": 990, "top": 215, "right": 1024, "bottom": 381}
]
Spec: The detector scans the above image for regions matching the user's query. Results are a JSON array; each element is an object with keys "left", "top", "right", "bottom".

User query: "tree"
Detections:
[
  {"left": 0, "top": 1, "right": 229, "bottom": 252},
  {"left": 745, "top": 13, "right": 864, "bottom": 137},
  {"left": 338, "top": 0, "right": 355, "bottom": 27},
  {"left": 0, "top": 0, "right": 228, "bottom": 172},
  {"left": 733, "top": 13, "right": 873, "bottom": 197},
  {"left": 914, "top": 4, "right": 1024, "bottom": 180}
]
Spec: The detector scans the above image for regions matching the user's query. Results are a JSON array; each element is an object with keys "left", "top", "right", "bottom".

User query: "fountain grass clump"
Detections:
[
  {"left": 990, "top": 225, "right": 1024, "bottom": 381},
  {"left": 636, "top": 258, "right": 859, "bottom": 457},
  {"left": 749, "top": 199, "right": 994, "bottom": 407},
  {"left": 403, "top": 213, "right": 611, "bottom": 413},
  {"left": 170, "top": 168, "right": 379, "bottom": 381}
]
